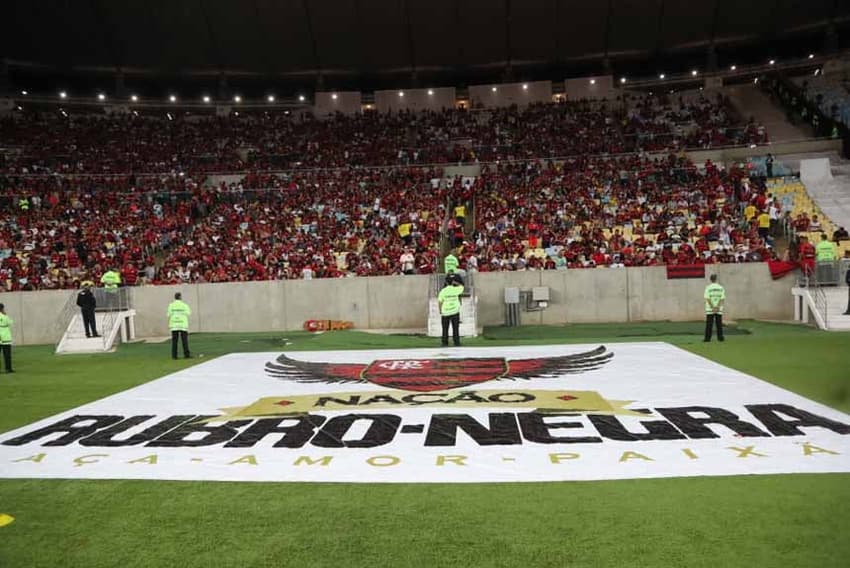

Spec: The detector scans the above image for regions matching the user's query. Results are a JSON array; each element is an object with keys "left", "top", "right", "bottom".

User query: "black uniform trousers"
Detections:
[
  {"left": 441, "top": 313, "right": 460, "bottom": 347},
  {"left": 171, "top": 330, "right": 190, "bottom": 359},
  {"left": 1, "top": 344, "right": 11, "bottom": 372},
  {"left": 82, "top": 308, "right": 98, "bottom": 337},
  {"left": 704, "top": 314, "right": 724, "bottom": 342}
]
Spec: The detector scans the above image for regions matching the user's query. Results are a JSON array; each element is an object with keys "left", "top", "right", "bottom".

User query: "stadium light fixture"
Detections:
[
  {"left": 814, "top": 68, "right": 821, "bottom": 76},
  {"left": 130, "top": 94, "right": 138, "bottom": 102},
  {"left": 299, "top": 95, "right": 306, "bottom": 102},
  {"left": 21, "top": 90, "right": 27, "bottom": 95},
  {"left": 590, "top": 79, "right": 596, "bottom": 85},
  {"left": 754, "top": 78, "right": 759, "bottom": 84},
  {"left": 203, "top": 95, "right": 211, "bottom": 103},
  {"left": 169, "top": 95, "right": 177, "bottom": 103},
  {"left": 730, "top": 65, "right": 737, "bottom": 71},
  {"left": 691, "top": 70, "right": 698, "bottom": 76},
  {"left": 491, "top": 86, "right": 497, "bottom": 92},
  {"left": 267, "top": 95, "right": 275, "bottom": 102},
  {"left": 620, "top": 77, "right": 626, "bottom": 84},
  {"left": 60, "top": 110, "right": 68, "bottom": 117},
  {"left": 522, "top": 84, "right": 528, "bottom": 90},
  {"left": 331, "top": 93, "right": 338, "bottom": 100},
  {"left": 233, "top": 95, "right": 241, "bottom": 103},
  {"left": 658, "top": 73, "right": 665, "bottom": 79},
  {"left": 59, "top": 91, "right": 67, "bottom": 99},
  {"left": 769, "top": 59, "right": 775, "bottom": 65},
  {"left": 97, "top": 93, "right": 106, "bottom": 101},
  {"left": 398, "top": 91, "right": 404, "bottom": 97},
  {"left": 808, "top": 53, "right": 814, "bottom": 59},
  {"left": 427, "top": 89, "right": 434, "bottom": 95}
]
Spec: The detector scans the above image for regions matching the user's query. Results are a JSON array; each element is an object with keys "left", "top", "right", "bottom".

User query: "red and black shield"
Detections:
[{"left": 362, "top": 358, "right": 508, "bottom": 392}]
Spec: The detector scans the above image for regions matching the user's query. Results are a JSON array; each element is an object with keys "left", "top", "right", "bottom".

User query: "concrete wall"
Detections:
[
  {"left": 4, "top": 263, "right": 794, "bottom": 345},
  {"left": 313, "top": 91, "right": 362, "bottom": 116},
  {"left": 374, "top": 87, "right": 456, "bottom": 112},
  {"left": 468, "top": 81, "right": 552, "bottom": 109},
  {"left": 565, "top": 75, "right": 615, "bottom": 101}
]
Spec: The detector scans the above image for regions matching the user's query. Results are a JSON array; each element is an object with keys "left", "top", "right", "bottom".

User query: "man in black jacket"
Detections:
[{"left": 76, "top": 282, "right": 100, "bottom": 338}]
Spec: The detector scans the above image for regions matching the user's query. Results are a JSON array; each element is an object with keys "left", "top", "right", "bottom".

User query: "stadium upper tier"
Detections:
[{"left": 0, "top": 91, "right": 765, "bottom": 175}]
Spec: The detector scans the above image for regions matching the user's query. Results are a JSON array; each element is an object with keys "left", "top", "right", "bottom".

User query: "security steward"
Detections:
[
  {"left": 0, "top": 303, "right": 14, "bottom": 373},
  {"left": 438, "top": 273, "right": 464, "bottom": 347},
  {"left": 100, "top": 265, "right": 122, "bottom": 310},
  {"left": 167, "top": 292, "right": 192, "bottom": 359},
  {"left": 703, "top": 274, "right": 726, "bottom": 342},
  {"left": 76, "top": 281, "right": 100, "bottom": 338}
]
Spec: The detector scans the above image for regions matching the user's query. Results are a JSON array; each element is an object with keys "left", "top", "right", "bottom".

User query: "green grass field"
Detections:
[{"left": 0, "top": 321, "right": 848, "bottom": 568}]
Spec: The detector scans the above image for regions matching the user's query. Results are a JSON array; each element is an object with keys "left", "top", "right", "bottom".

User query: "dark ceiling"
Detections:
[{"left": 2, "top": 0, "right": 849, "bottom": 92}]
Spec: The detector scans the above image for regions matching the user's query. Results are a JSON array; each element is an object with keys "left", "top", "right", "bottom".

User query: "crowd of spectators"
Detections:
[
  {"left": 0, "top": 93, "right": 777, "bottom": 290},
  {"left": 2, "top": 92, "right": 761, "bottom": 175}
]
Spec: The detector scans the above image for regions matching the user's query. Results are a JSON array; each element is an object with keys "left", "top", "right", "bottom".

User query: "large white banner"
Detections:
[{"left": 1, "top": 343, "right": 848, "bottom": 483}]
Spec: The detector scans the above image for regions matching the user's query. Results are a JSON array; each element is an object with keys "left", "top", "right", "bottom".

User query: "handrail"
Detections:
[
  {"left": 811, "top": 274, "right": 829, "bottom": 330},
  {"left": 53, "top": 290, "right": 80, "bottom": 349}
]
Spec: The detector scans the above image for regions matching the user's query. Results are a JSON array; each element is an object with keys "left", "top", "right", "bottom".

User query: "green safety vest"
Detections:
[
  {"left": 167, "top": 300, "right": 191, "bottom": 331},
  {"left": 438, "top": 285, "right": 464, "bottom": 316},
  {"left": 704, "top": 283, "right": 725, "bottom": 314},
  {"left": 18, "top": 199, "right": 29, "bottom": 211},
  {"left": 444, "top": 254, "right": 459, "bottom": 274},
  {"left": 101, "top": 270, "right": 121, "bottom": 290},
  {"left": 816, "top": 240, "right": 836, "bottom": 261},
  {"left": 0, "top": 313, "right": 13, "bottom": 345}
]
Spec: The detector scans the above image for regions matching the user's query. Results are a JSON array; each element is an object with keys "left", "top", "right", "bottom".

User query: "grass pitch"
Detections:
[{"left": 0, "top": 321, "right": 848, "bottom": 568}]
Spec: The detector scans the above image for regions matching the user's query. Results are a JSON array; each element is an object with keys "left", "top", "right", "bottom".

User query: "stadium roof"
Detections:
[{"left": 4, "top": 0, "right": 849, "bottom": 90}]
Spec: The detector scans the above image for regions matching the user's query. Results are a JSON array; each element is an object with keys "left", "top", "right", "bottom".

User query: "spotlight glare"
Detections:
[
  {"left": 298, "top": 95, "right": 306, "bottom": 102},
  {"left": 769, "top": 59, "right": 776, "bottom": 65},
  {"left": 59, "top": 91, "right": 67, "bottom": 99},
  {"left": 590, "top": 79, "right": 596, "bottom": 85},
  {"left": 691, "top": 70, "right": 698, "bottom": 76},
  {"left": 130, "top": 94, "right": 138, "bottom": 102},
  {"left": 21, "top": 90, "right": 28, "bottom": 95},
  {"left": 522, "top": 84, "right": 528, "bottom": 90},
  {"left": 398, "top": 91, "right": 404, "bottom": 97},
  {"left": 427, "top": 89, "right": 434, "bottom": 95},
  {"left": 331, "top": 93, "right": 338, "bottom": 100},
  {"left": 491, "top": 86, "right": 497, "bottom": 92},
  {"left": 97, "top": 93, "right": 106, "bottom": 101},
  {"left": 267, "top": 95, "right": 275, "bottom": 102},
  {"left": 169, "top": 95, "right": 177, "bottom": 103},
  {"left": 808, "top": 53, "right": 814, "bottom": 59},
  {"left": 203, "top": 95, "right": 211, "bottom": 103},
  {"left": 730, "top": 65, "right": 737, "bottom": 70},
  {"left": 233, "top": 95, "right": 241, "bottom": 103},
  {"left": 620, "top": 77, "right": 626, "bottom": 84},
  {"left": 659, "top": 73, "right": 665, "bottom": 79}
]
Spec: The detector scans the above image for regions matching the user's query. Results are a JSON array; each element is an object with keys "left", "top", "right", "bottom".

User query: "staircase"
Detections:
[
  {"left": 54, "top": 288, "right": 138, "bottom": 354},
  {"left": 792, "top": 283, "right": 850, "bottom": 331},
  {"left": 427, "top": 273, "right": 480, "bottom": 339}
]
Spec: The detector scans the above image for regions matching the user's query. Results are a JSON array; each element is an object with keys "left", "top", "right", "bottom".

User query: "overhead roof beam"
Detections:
[{"left": 301, "top": 0, "right": 323, "bottom": 81}]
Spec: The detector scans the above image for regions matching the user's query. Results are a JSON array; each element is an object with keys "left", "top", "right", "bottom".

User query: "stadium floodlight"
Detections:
[
  {"left": 299, "top": 95, "right": 306, "bottom": 102},
  {"left": 97, "top": 93, "right": 106, "bottom": 101},
  {"left": 398, "top": 91, "right": 404, "bottom": 97},
  {"left": 267, "top": 95, "right": 275, "bottom": 102},
  {"left": 169, "top": 95, "right": 177, "bottom": 103},
  {"left": 491, "top": 86, "right": 497, "bottom": 92},
  {"left": 202, "top": 95, "right": 211, "bottom": 103},
  {"left": 130, "top": 94, "right": 138, "bottom": 102},
  {"left": 730, "top": 65, "right": 737, "bottom": 71},
  {"left": 691, "top": 70, "right": 698, "bottom": 76},
  {"left": 427, "top": 89, "right": 434, "bottom": 95},
  {"left": 331, "top": 93, "right": 338, "bottom": 100},
  {"left": 21, "top": 90, "right": 27, "bottom": 95},
  {"left": 620, "top": 77, "right": 626, "bottom": 84},
  {"left": 522, "top": 84, "right": 528, "bottom": 90},
  {"left": 233, "top": 95, "right": 241, "bottom": 103},
  {"left": 59, "top": 91, "right": 67, "bottom": 99},
  {"left": 659, "top": 73, "right": 665, "bottom": 79},
  {"left": 590, "top": 79, "right": 596, "bottom": 85},
  {"left": 808, "top": 53, "right": 814, "bottom": 59},
  {"left": 769, "top": 59, "right": 775, "bottom": 65}
]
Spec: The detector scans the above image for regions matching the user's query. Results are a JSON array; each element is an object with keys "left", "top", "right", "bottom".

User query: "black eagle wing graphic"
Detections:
[
  {"left": 265, "top": 354, "right": 368, "bottom": 384},
  {"left": 502, "top": 345, "right": 613, "bottom": 380}
]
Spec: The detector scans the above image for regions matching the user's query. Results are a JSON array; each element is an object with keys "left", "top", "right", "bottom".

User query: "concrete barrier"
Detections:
[{"left": 3, "top": 263, "right": 794, "bottom": 345}]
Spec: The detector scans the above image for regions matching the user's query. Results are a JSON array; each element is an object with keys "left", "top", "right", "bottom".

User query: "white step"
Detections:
[
  {"left": 56, "top": 310, "right": 136, "bottom": 354},
  {"left": 427, "top": 296, "right": 479, "bottom": 338}
]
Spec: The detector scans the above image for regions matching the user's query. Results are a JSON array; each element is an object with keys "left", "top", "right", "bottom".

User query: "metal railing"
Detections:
[
  {"left": 53, "top": 290, "right": 81, "bottom": 348},
  {"left": 96, "top": 288, "right": 133, "bottom": 350},
  {"left": 811, "top": 274, "right": 829, "bottom": 330}
]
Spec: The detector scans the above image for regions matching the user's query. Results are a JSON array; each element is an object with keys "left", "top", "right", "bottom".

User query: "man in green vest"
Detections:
[
  {"left": 816, "top": 232, "right": 837, "bottom": 261},
  {"left": 444, "top": 249, "right": 459, "bottom": 275},
  {"left": 0, "top": 303, "right": 13, "bottom": 373},
  {"left": 438, "top": 273, "right": 464, "bottom": 347},
  {"left": 168, "top": 292, "right": 192, "bottom": 360},
  {"left": 100, "top": 265, "right": 122, "bottom": 310},
  {"left": 703, "top": 274, "right": 725, "bottom": 342}
]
